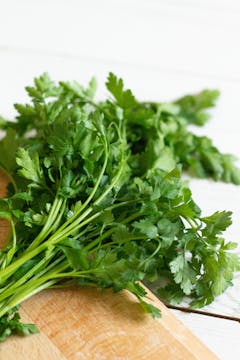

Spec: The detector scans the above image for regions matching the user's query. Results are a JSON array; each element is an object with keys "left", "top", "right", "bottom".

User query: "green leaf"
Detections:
[
  {"left": 60, "top": 246, "right": 89, "bottom": 270},
  {"left": 112, "top": 224, "right": 132, "bottom": 243},
  {"left": 169, "top": 255, "right": 184, "bottom": 274},
  {"left": 85, "top": 77, "right": 97, "bottom": 100},
  {"left": 212, "top": 272, "right": 227, "bottom": 295},
  {"left": 26, "top": 73, "right": 59, "bottom": 99},
  {"left": 175, "top": 89, "right": 220, "bottom": 125},
  {"left": 16, "top": 148, "right": 44, "bottom": 185},
  {"left": 139, "top": 299, "right": 161, "bottom": 318},
  {"left": 169, "top": 255, "right": 195, "bottom": 295},
  {"left": 11, "top": 192, "right": 33, "bottom": 201},
  {"left": 133, "top": 219, "right": 158, "bottom": 238},
  {"left": 0, "top": 306, "right": 39, "bottom": 343},
  {"left": 60, "top": 80, "right": 85, "bottom": 98},
  {"left": 106, "top": 73, "right": 137, "bottom": 109},
  {"left": 201, "top": 211, "right": 232, "bottom": 237},
  {"left": 222, "top": 242, "right": 238, "bottom": 250},
  {"left": 0, "top": 115, "right": 8, "bottom": 129}
]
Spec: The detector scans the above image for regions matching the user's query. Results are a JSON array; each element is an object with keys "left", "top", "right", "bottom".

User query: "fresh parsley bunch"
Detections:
[{"left": 0, "top": 73, "right": 239, "bottom": 341}]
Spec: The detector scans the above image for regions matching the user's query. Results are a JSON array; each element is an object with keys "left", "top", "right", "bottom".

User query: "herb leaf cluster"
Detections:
[{"left": 0, "top": 73, "right": 239, "bottom": 341}]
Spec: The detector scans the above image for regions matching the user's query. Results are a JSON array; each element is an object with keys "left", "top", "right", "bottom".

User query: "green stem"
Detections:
[
  {"left": 32, "top": 256, "right": 66, "bottom": 281},
  {"left": 94, "top": 150, "right": 127, "bottom": 207},
  {"left": 0, "top": 262, "right": 68, "bottom": 317},
  {"left": 0, "top": 209, "right": 100, "bottom": 283},
  {"left": 45, "top": 207, "right": 94, "bottom": 245},
  {"left": 10, "top": 220, "right": 16, "bottom": 249},
  {"left": 140, "top": 238, "right": 161, "bottom": 265},
  {"left": 0, "top": 206, "right": 140, "bottom": 286},
  {"left": 43, "top": 148, "right": 127, "bottom": 246},
  {"left": 84, "top": 212, "right": 142, "bottom": 251},
  {"left": 0, "top": 244, "right": 46, "bottom": 283},
  {"left": 0, "top": 253, "right": 56, "bottom": 302},
  {"left": 90, "top": 236, "right": 148, "bottom": 252},
  {"left": 53, "top": 139, "right": 109, "bottom": 236},
  {"left": 27, "top": 197, "right": 64, "bottom": 251},
  {"left": 105, "top": 199, "right": 140, "bottom": 211},
  {"left": 50, "top": 199, "right": 67, "bottom": 233},
  {"left": 48, "top": 210, "right": 104, "bottom": 245},
  {"left": 0, "top": 138, "right": 128, "bottom": 284},
  {"left": 0, "top": 279, "right": 57, "bottom": 318}
]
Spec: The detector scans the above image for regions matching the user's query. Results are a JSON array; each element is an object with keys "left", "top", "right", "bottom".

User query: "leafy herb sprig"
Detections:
[{"left": 0, "top": 73, "right": 239, "bottom": 341}]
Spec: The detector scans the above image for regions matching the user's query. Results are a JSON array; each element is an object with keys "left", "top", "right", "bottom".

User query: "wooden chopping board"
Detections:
[{"left": 0, "top": 172, "right": 218, "bottom": 360}]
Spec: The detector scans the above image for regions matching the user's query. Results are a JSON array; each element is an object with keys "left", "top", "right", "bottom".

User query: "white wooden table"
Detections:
[{"left": 0, "top": 1, "right": 239, "bottom": 358}]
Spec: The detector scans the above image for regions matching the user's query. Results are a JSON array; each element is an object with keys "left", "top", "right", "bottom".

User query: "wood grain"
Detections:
[{"left": 0, "top": 172, "right": 218, "bottom": 359}]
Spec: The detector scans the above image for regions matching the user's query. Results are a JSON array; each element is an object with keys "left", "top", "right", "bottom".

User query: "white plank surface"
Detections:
[
  {"left": 0, "top": 1, "right": 240, "bottom": 359},
  {"left": 1, "top": 0, "right": 240, "bottom": 80},
  {"left": 172, "top": 310, "right": 240, "bottom": 360}
]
